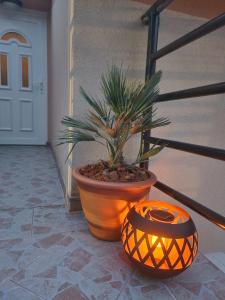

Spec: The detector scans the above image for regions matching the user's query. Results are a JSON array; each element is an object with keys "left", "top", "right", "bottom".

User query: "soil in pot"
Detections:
[{"left": 79, "top": 161, "right": 150, "bottom": 182}]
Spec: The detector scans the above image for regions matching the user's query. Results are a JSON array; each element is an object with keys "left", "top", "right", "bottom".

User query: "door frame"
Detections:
[{"left": 0, "top": 6, "right": 48, "bottom": 145}]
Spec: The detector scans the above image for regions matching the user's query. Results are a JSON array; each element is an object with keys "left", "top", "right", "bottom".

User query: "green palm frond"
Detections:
[
  {"left": 59, "top": 65, "right": 170, "bottom": 166},
  {"left": 125, "top": 71, "right": 161, "bottom": 121},
  {"left": 58, "top": 130, "right": 98, "bottom": 162},
  {"left": 100, "top": 66, "right": 162, "bottom": 123},
  {"left": 101, "top": 65, "right": 129, "bottom": 116},
  {"left": 106, "top": 141, "right": 116, "bottom": 163},
  {"left": 88, "top": 112, "right": 107, "bottom": 130},
  {"left": 133, "top": 115, "right": 171, "bottom": 134},
  {"left": 58, "top": 130, "right": 96, "bottom": 145},
  {"left": 61, "top": 116, "right": 98, "bottom": 133},
  {"left": 134, "top": 143, "right": 165, "bottom": 164},
  {"left": 80, "top": 87, "right": 110, "bottom": 121},
  {"left": 142, "top": 116, "right": 171, "bottom": 131}
]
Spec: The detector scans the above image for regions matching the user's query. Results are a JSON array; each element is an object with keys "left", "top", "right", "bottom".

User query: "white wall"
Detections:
[
  {"left": 71, "top": 0, "right": 225, "bottom": 253},
  {"left": 48, "top": 0, "right": 70, "bottom": 193}
]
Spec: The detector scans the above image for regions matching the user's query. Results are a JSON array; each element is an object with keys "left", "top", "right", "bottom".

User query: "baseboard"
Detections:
[
  {"left": 66, "top": 193, "right": 82, "bottom": 212},
  {"left": 47, "top": 142, "right": 82, "bottom": 212}
]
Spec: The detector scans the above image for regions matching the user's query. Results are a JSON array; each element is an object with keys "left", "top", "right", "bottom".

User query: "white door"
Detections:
[{"left": 0, "top": 8, "right": 47, "bottom": 145}]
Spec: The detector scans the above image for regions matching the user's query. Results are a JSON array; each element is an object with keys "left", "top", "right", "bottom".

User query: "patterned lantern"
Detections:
[{"left": 121, "top": 201, "right": 198, "bottom": 278}]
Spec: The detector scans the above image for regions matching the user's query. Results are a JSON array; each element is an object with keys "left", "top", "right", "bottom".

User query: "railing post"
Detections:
[
  {"left": 141, "top": 11, "right": 160, "bottom": 169},
  {"left": 140, "top": 0, "right": 225, "bottom": 229}
]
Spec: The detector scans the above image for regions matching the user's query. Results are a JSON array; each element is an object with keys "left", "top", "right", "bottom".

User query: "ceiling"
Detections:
[
  {"left": 136, "top": 0, "right": 225, "bottom": 19},
  {"left": 21, "top": 0, "right": 52, "bottom": 12},
  {"left": 4, "top": 0, "right": 225, "bottom": 17}
]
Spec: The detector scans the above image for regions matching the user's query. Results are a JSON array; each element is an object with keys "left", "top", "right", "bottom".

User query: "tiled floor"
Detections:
[{"left": 0, "top": 146, "right": 225, "bottom": 300}]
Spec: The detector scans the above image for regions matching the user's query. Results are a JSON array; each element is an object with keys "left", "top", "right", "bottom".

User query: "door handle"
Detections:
[
  {"left": 39, "top": 82, "right": 44, "bottom": 94},
  {"left": 33, "top": 82, "right": 44, "bottom": 94}
]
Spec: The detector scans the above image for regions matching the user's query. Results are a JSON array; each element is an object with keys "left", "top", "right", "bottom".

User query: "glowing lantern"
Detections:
[{"left": 121, "top": 201, "right": 198, "bottom": 278}]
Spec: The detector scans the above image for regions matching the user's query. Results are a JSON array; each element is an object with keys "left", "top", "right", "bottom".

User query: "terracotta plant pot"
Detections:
[{"left": 73, "top": 168, "right": 157, "bottom": 241}]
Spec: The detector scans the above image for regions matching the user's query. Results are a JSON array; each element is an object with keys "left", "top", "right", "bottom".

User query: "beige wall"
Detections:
[
  {"left": 151, "top": 10, "right": 225, "bottom": 253},
  {"left": 48, "top": 0, "right": 70, "bottom": 196},
  {"left": 70, "top": 0, "right": 225, "bottom": 253},
  {"left": 48, "top": 0, "right": 225, "bottom": 253},
  {"left": 72, "top": 0, "right": 148, "bottom": 168}
]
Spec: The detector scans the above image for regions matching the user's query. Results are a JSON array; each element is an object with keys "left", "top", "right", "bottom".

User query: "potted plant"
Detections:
[{"left": 59, "top": 65, "right": 170, "bottom": 241}]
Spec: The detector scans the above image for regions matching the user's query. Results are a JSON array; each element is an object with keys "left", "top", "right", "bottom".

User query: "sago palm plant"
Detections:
[{"left": 59, "top": 65, "right": 170, "bottom": 169}]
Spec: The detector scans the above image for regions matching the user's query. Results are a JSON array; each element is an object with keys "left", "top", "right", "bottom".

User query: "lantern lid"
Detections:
[
  {"left": 149, "top": 209, "right": 175, "bottom": 223},
  {"left": 127, "top": 201, "right": 197, "bottom": 238}
]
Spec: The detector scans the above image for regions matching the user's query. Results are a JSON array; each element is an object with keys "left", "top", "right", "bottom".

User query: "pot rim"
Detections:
[{"left": 73, "top": 166, "right": 157, "bottom": 189}]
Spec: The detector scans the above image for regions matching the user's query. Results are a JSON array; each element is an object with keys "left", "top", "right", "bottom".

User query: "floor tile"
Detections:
[{"left": 1, "top": 146, "right": 225, "bottom": 300}]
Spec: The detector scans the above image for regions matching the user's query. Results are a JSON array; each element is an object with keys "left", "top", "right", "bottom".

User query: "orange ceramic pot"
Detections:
[{"left": 73, "top": 168, "right": 157, "bottom": 241}]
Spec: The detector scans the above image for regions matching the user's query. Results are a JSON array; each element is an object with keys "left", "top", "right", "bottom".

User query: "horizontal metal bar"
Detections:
[
  {"left": 145, "top": 136, "right": 225, "bottom": 161},
  {"left": 141, "top": 0, "right": 174, "bottom": 25},
  {"left": 154, "top": 181, "right": 225, "bottom": 230},
  {"left": 156, "top": 82, "right": 225, "bottom": 102},
  {"left": 151, "top": 12, "right": 225, "bottom": 60}
]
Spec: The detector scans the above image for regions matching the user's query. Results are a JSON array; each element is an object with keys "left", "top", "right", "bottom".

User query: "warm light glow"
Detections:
[
  {"left": 151, "top": 235, "right": 165, "bottom": 247},
  {"left": 121, "top": 201, "right": 198, "bottom": 277}
]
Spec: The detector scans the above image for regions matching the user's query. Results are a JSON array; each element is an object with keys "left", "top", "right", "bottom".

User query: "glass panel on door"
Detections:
[
  {"left": 21, "top": 55, "right": 30, "bottom": 89},
  {"left": 0, "top": 53, "right": 8, "bottom": 87},
  {"left": 1, "top": 32, "right": 28, "bottom": 44}
]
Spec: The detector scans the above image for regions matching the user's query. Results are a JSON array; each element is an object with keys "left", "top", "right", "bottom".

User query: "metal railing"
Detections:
[
  {"left": 141, "top": 0, "right": 225, "bottom": 229},
  {"left": 157, "top": 82, "right": 225, "bottom": 102}
]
